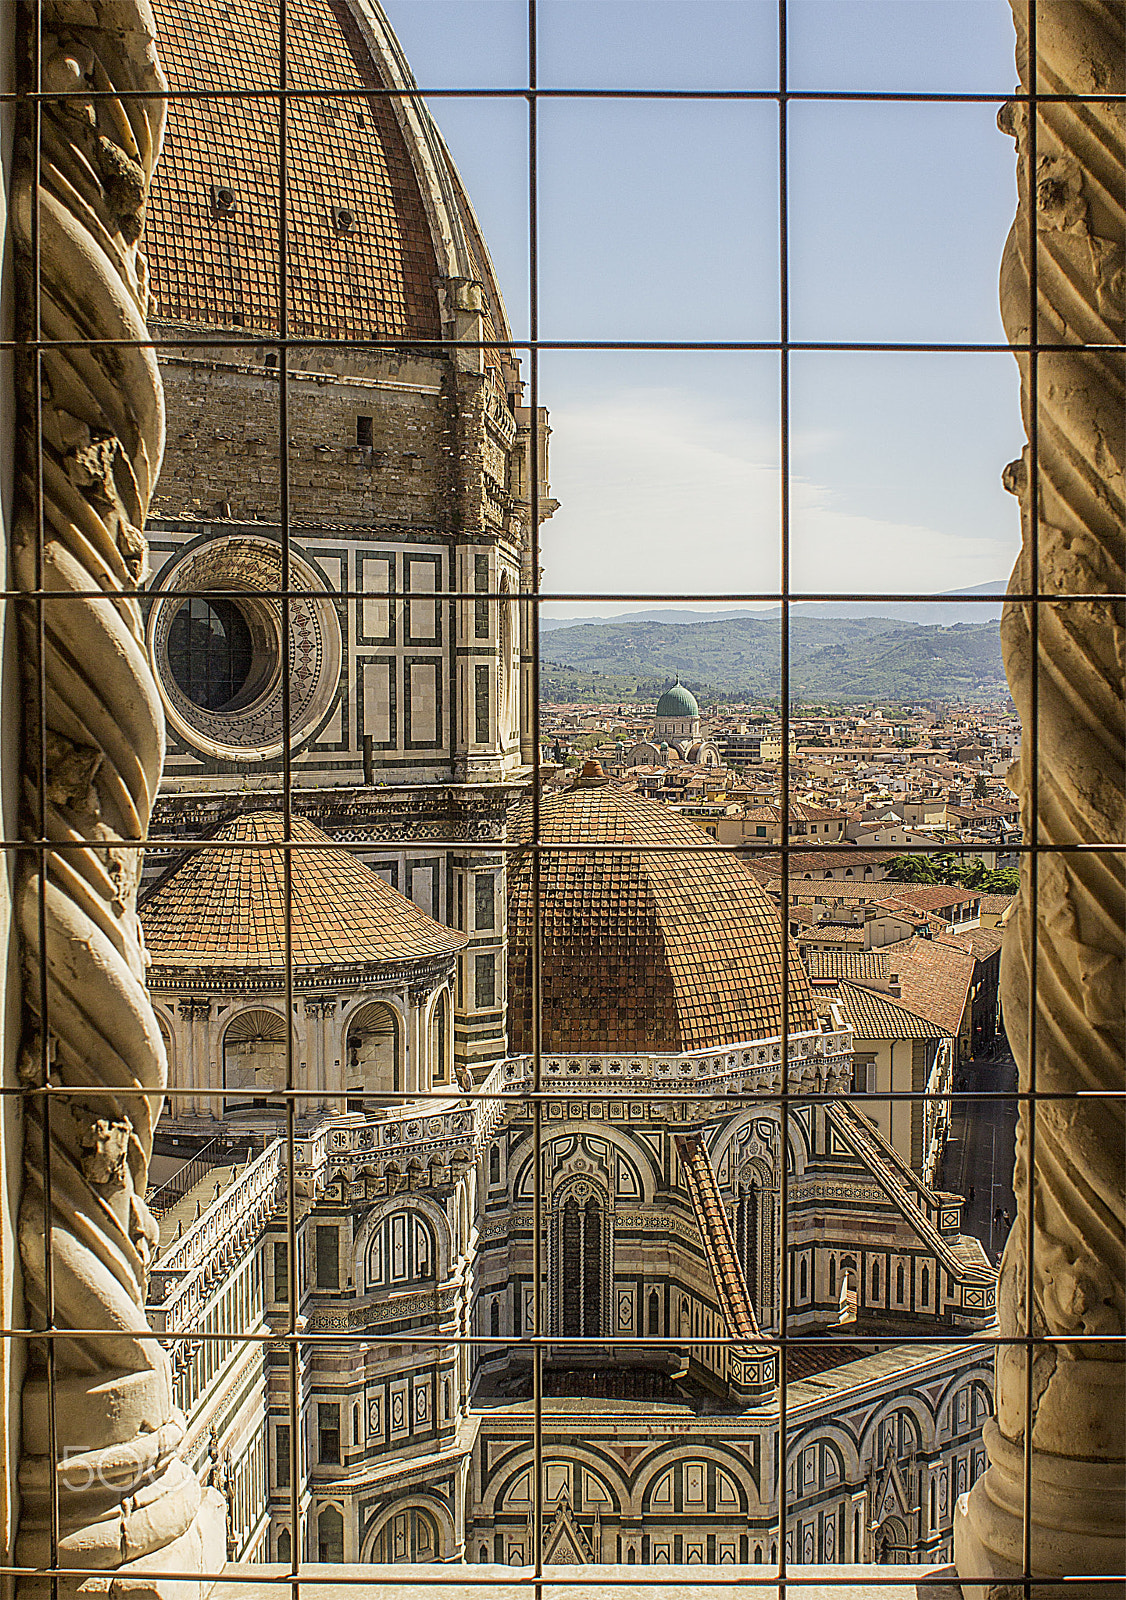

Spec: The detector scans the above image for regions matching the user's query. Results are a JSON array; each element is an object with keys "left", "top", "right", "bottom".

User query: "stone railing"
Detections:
[
  {"left": 149, "top": 1138, "right": 285, "bottom": 1333},
  {"left": 292, "top": 1032, "right": 851, "bottom": 1193},
  {"left": 502, "top": 1026, "right": 853, "bottom": 1096},
  {"left": 295, "top": 1060, "right": 512, "bottom": 1192}
]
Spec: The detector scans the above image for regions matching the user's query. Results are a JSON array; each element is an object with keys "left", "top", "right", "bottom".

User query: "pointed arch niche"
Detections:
[{"left": 734, "top": 1158, "right": 778, "bottom": 1330}]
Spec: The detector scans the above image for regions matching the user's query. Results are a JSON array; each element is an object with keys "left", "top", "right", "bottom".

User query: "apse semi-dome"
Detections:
[
  {"left": 144, "top": 0, "right": 513, "bottom": 347},
  {"left": 141, "top": 813, "right": 465, "bottom": 980},
  {"left": 506, "top": 768, "right": 815, "bottom": 1054},
  {"left": 655, "top": 678, "right": 701, "bottom": 721}
]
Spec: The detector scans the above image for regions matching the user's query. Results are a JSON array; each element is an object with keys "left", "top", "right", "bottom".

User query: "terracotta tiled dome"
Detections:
[
  {"left": 144, "top": 0, "right": 506, "bottom": 346},
  {"left": 141, "top": 813, "right": 464, "bottom": 974},
  {"left": 506, "top": 778, "right": 816, "bottom": 1054}
]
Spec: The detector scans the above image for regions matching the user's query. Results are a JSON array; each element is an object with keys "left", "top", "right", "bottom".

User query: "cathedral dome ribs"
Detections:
[
  {"left": 141, "top": 812, "right": 465, "bottom": 985},
  {"left": 507, "top": 781, "right": 817, "bottom": 1055}
]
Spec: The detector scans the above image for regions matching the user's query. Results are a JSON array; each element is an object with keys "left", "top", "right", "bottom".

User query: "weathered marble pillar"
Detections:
[
  {"left": 12, "top": 2, "right": 224, "bottom": 1592},
  {"left": 955, "top": 2, "right": 1125, "bottom": 1595}
]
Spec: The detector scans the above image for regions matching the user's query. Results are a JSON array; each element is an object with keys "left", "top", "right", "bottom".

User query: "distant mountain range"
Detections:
[
  {"left": 539, "top": 607, "right": 1009, "bottom": 706},
  {"left": 539, "top": 581, "right": 1006, "bottom": 632}
]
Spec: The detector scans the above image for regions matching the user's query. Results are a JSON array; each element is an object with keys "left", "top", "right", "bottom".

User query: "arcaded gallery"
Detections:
[{"left": 0, "top": 2, "right": 1121, "bottom": 1599}]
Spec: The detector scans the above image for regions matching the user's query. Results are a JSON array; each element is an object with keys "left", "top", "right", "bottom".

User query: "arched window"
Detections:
[
  {"left": 490, "top": 1297, "right": 500, "bottom": 1337},
  {"left": 317, "top": 1506, "right": 344, "bottom": 1563},
  {"left": 277, "top": 1528, "right": 291, "bottom": 1566},
  {"left": 432, "top": 990, "right": 448, "bottom": 1085},
  {"left": 557, "top": 1191, "right": 603, "bottom": 1337},
  {"left": 345, "top": 1003, "right": 400, "bottom": 1103},
  {"left": 648, "top": 1289, "right": 660, "bottom": 1336},
  {"left": 368, "top": 1212, "right": 435, "bottom": 1288},
  {"left": 921, "top": 1265, "right": 930, "bottom": 1304},
  {"left": 799, "top": 1256, "right": 808, "bottom": 1300},
  {"left": 896, "top": 1261, "right": 906, "bottom": 1302},
  {"left": 489, "top": 1145, "right": 501, "bottom": 1186},
  {"left": 930, "top": 1476, "right": 937, "bottom": 1530},
  {"left": 353, "top": 1401, "right": 361, "bottom": 1446},
  {"left": 828, "top": 1256, "right": 837, "bottom": 1298},
  {"left": 223, "top": 1008, "right": 287, "bottom": 1109},
  {"left": 735, "top": 1165, "right": 775, "bottom": 1325},
  {"left": 872, "top": 1260, "right": 881, "bottom": 1298}
]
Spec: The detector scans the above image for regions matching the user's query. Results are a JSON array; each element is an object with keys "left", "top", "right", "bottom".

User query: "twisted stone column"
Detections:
[
  {"left": 955, "top": 2, "right": 1124, "bottom": 1595},
  {"left": 12, "top": 2, "right": 223, "bottom": 1591}
]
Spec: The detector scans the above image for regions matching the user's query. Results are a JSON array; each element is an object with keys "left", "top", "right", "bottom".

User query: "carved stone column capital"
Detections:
[
  {"left": 955, "top": 3, "right": 1125, "bottom": 1596},
  {"left": 12, "top": 2, "right": 224, "bottom": 1592}
]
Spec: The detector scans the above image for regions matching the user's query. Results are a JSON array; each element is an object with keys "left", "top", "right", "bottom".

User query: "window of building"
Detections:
[
  {"left": 474, "top": 953, "right": 496, "bottom": 1010},
  {"left": 474, "top": 873, "right": 495, "bottom": 931},
  {"left": 557, "top": 1193, "right": 603, "bottom": 1338},
  {"left": 167, "top": 596, "right": 254, "bottom": 713},
  {"left": 316, "top": 1225, "right": 340, "bottom": 1292},
  {"left": 275, "top": 1422, "right": 290, "bottom": 1489},
  {"left": 367, "top": 1212, "right": 434, "bottom": 1289},
  {"left": 318, "top": 1404, "right": 341, "bottom": 1465},
  {"left": 356, "top": 414, "right": 373, "bottom": 448},
  {"left": 273, "top": 1241, "right": 288, "bottom": 1306}
]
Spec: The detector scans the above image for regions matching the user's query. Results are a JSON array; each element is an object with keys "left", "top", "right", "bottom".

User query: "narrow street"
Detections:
[{"left": 938, "top": 1042, "right": 1019, "bottom": 1268}]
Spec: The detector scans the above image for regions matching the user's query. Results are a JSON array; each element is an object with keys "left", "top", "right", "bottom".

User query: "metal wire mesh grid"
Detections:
[{"left": 7, "top": 0, "right": 1124, "bottom": 1592}]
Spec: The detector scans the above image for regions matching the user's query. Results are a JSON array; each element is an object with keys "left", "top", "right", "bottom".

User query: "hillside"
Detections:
[{"left": 539, "top": 615, "right": 1007, "bottom": 704}]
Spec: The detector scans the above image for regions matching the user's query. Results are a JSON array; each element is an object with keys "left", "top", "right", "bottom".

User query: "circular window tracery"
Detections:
[{"left": 147, "top": 537, "right": 342, "bottom": 762}]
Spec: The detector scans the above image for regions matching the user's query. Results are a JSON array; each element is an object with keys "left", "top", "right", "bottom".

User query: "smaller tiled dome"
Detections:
[
  {"left": 655, "top": 678, "right": 700, "bottom": 720},
  {"left": 141, "top": 813, "right": 464, "bottom": 977}
]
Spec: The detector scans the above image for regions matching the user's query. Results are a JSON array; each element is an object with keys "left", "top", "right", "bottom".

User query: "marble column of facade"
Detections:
[
  {"left": 11, "top": 2, "right": 225, "bottom": 1591},
  {"left": 954, "top": 2, "right": 1124, "bottom": 1595}
]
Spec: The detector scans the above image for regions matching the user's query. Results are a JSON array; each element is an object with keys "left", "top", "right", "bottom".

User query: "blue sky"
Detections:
[{"left": 383, "top": 1, "right": 1025, "bottom": 614}]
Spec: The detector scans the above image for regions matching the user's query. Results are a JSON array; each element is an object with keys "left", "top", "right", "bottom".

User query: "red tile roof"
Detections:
[
  {"left": 145, "top": 0, "right": 442, "bottom": 340},
  {"left": 142, "top": 812, "right": 465, "bottom": 973},
  {"left": 886, "top": 936, "right": 976, "bottom": 1037},
  {"left": 507, "top": 778, "right": 816, "bottom": 1054}
]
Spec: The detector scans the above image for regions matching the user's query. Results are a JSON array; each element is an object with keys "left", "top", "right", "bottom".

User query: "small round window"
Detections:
[{"left": 167, "top": 596, "right": 255, "bottom": 711}]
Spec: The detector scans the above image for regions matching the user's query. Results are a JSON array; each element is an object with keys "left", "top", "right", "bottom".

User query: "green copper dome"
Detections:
[{"left": 655, "top": 678, "right": 700, "bottom": 720}]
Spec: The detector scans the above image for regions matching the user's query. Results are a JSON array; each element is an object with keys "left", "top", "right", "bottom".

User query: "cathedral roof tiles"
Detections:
[
  {"left": 507, "top": 775, "right": 816, "bottom": 1054},
  {"left": 141, "top": 812, "right": 465, "bottom": 975}
]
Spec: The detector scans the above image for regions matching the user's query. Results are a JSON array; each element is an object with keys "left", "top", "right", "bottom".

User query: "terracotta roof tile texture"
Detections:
[
  {"left": 145, "top": 0, "right": 442, "bottom": 340},
  {"left": 891, "top": 935, "right": 977, "bottom": 1037},
  {"left": 804, "top": 949, "right": 891, "bottom": 984},
  {"left": 141, "top": 813, "right": 465, "bottom": 971},
  {"left": 835, "top": 981, "right": 940, "bottom": 1043},
  {"left": 507, "top": 781, "right": 816, "bottom": 1054}
]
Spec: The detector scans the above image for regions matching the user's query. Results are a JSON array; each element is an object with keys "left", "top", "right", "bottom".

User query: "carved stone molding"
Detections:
[
  {"left": 11, "top": 1, "right": 224, "bottom": 1590},
  {"left": 955, "top": 3, "right": 1125, "bottom": 1595}
]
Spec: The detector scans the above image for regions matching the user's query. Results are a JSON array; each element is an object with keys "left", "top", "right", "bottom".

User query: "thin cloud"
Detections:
[{"left": 541, "top": 387, "right": 1018, "bottom": 601}]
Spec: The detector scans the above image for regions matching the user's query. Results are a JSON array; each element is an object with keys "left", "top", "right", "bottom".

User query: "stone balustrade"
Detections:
[
  {"left": 292, "top": 1031, "right": 852, "bottom": 1194},
  {"left": 149, "top": 1138, "right": 285, "bottom": 1333}
]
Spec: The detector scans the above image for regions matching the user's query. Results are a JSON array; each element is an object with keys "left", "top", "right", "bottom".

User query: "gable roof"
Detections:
[{"left": 836, "top": 981, "right": 941, "bottom": 1042}]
